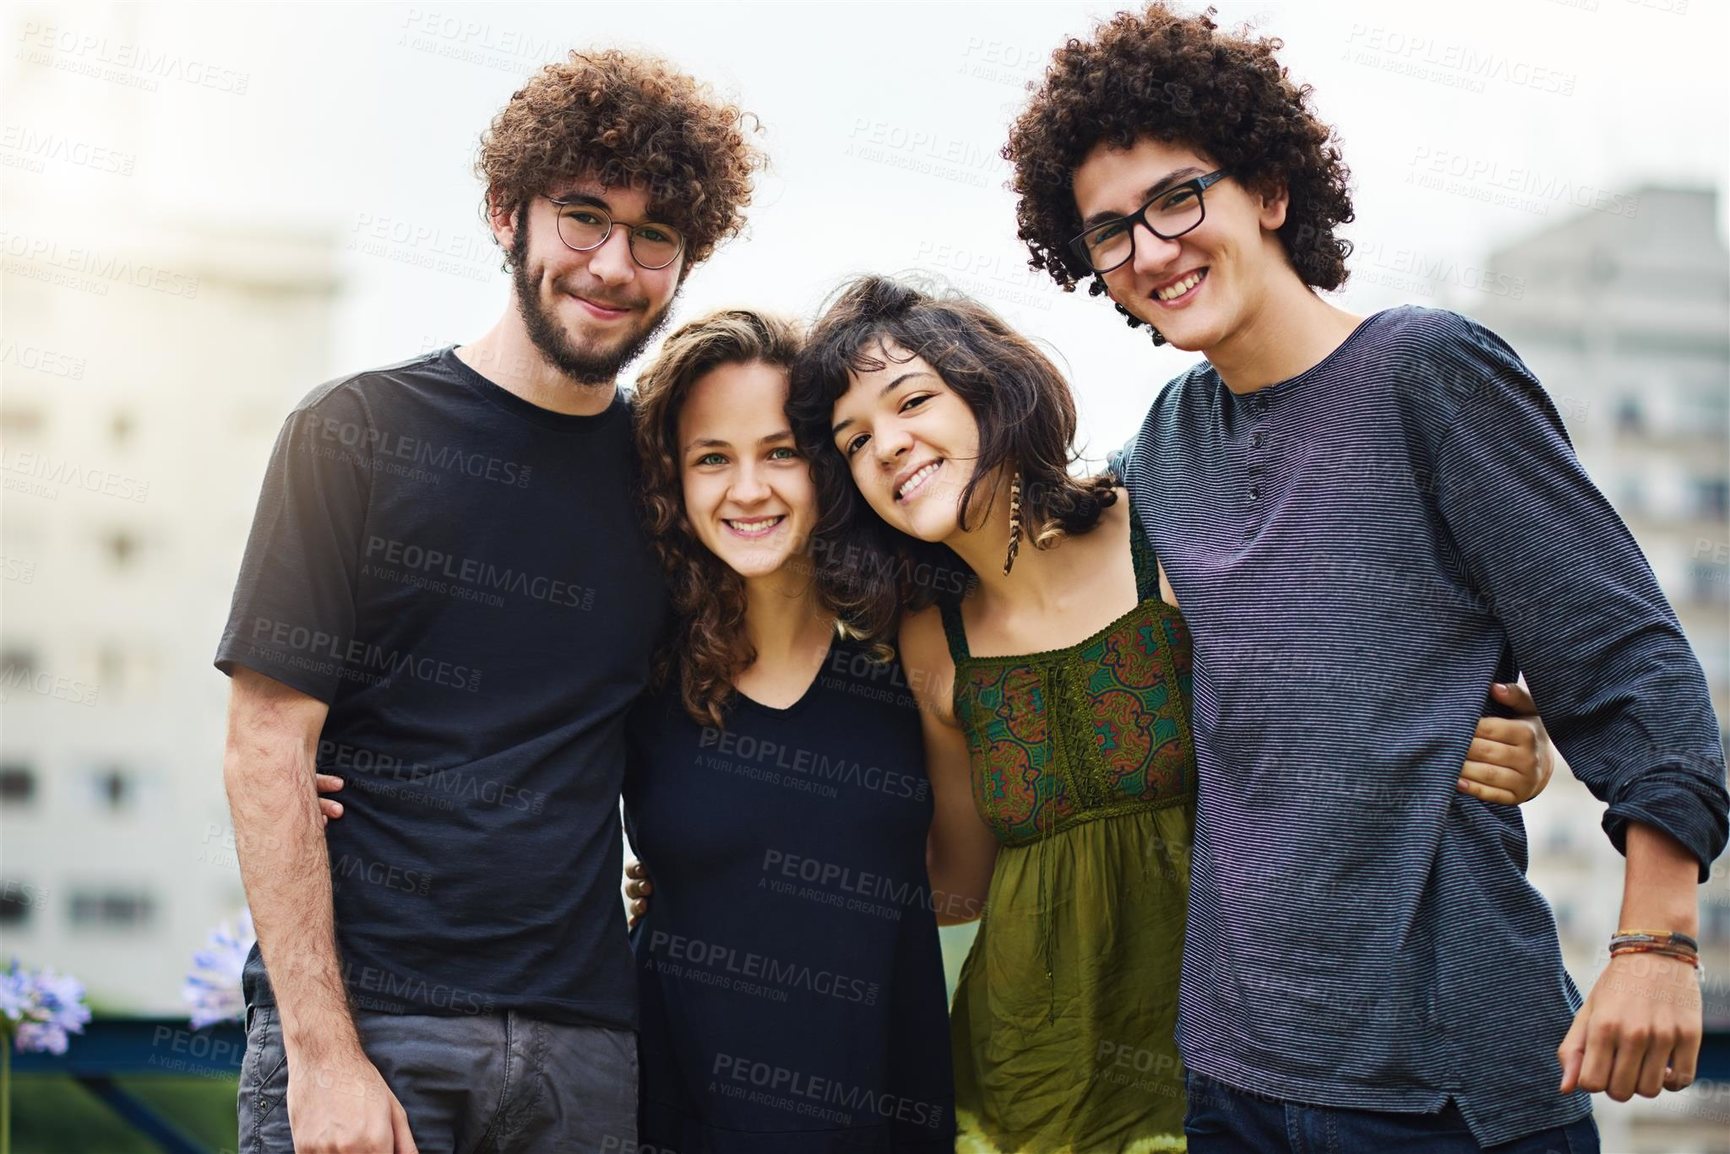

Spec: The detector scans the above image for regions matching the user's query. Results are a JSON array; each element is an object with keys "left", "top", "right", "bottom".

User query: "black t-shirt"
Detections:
[
  {"left": 215, "top": 347, "right": 669, "bottom": 1028},
  {"left": 623, "top": 639, "right": 956, "bottom": 1150}
]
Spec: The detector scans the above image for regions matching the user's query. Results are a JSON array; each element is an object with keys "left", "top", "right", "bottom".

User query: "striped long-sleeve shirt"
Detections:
[{"left": 1112, "top": 305, "right": 1727, "bottom": 1145}]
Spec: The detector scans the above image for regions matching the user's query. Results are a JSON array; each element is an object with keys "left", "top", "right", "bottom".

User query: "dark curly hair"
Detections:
[
  {"left": 477, "top": 49, "right": 764, "bottom": 271},
  {"left": 633, "top": 308, "right": 809, "bottom": 728},
  {"left": 787, "top": 275, "right": 1118, "bottom": 650},
  {"left": 1004, "top": 3, "right": 1354, "bottom": 316}
]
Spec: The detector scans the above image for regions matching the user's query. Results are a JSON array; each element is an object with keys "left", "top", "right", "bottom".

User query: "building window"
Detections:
[
  {"left": 1703, "top": 896, "right": 1729, "bottom": 945},
  {"left": 0, "top": 881, "right": 34, "bottom": 927},
  {"left": 1613, "top": 397, "right": 1645, "bottom": 435},
  {"left": 1691, "top": 478, "right": 1730, "bottom": 522},
  {"left": 102, "top": 529, "right": 140, "bottom": 569},
  {"left": 1689, "top": 563, "right": 1730, "bottom": 605},
  {"left": 0, "top": 408, "right": 44, "bottom": 437},
  {"left": 1614, "top": 479, "right": 1646, "bottom": 516},
  {"left": 69, "top": 889, "right": 155, "bottom": 929},
  {"left": 89, "top": 766, "right": 133, "bottom": 812},
  {"left": 1544, "top": 823, "right": 1576, "bottom": 855},
  {"left": 0, "top": 649, "right": 38, "bottom": 680},
  {"left": 0, "top": 764, "right": 35, "bottom": 806},
  {"left": 1684, "top": 381, "right": 1729, "bottom": 432},
  {"left": 1552, "top": 900, "right": 1576, "bottom": 938}
]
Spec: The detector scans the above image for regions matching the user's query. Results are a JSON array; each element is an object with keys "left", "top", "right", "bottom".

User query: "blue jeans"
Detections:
[
  {"left": 238, "top": 1002, "right": 638, "bottom": 1154},
  {"left": 1185, "top": 1070, "right": 1599, "bottom": 1153}
]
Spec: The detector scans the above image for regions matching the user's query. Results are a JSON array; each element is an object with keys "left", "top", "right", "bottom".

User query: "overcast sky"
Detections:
[{"left": 6, "top": 0, "right": 1726, "bottom": 460}]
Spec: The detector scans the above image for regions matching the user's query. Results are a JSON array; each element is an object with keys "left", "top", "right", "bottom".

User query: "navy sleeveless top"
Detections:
[{"left": 623, "top": 635, "right": 955, "bottom": 1153}]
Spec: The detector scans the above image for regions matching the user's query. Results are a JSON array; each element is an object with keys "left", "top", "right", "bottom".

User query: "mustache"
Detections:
[{"left": 552, "top": 279, "right": 644, "bottom": 311}]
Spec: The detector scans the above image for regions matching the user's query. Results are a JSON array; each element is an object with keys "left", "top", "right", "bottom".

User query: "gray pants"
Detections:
[{"left": 238, "top": 1003, "right": 637, "bottom": 1154}]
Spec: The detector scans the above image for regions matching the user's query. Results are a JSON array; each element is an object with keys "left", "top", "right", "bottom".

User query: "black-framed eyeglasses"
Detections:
[
  {"left": 1068, "top": 169, "right": 1229, "bottom": 275},
  {"left": 545, "top": 196, "right": 686, "bottom": 270}
]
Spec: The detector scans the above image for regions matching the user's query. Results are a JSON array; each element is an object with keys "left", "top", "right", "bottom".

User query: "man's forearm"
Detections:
[
  {"left": 224, "top": 699, "right": 362, "bottom": 1063},
  {"left": 1618, "top": 821, "right": 1700, "bottom": 937}
]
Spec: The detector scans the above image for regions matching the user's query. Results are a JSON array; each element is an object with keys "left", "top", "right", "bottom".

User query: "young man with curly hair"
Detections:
[
  {"left": 1006, "top": 5, "right": 1728, "bottom": 1151},
  {"left": 215, "top": 50, "right": 761, "bottom": 1154}
]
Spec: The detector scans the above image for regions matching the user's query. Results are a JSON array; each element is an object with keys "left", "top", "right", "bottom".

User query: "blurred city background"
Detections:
[{"left": 1, "top": 0, "right": 1725, "bottom": 1149}]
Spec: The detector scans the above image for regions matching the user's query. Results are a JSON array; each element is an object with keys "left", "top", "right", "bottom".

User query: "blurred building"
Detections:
[
  {"left": 1468, "top": 185, "right": 1730, "bottom": 1152},
  {"left": 0, "top": 12, "right": 343, "bottom": 1010}
]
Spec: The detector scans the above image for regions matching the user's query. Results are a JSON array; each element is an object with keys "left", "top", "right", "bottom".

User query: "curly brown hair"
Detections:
[
  {"left": 787, "top": 275, "right": 1118, "bottom": 650},
  {"left": 1004, "top": 3, "right": 1354, "bottom": 312},
  {"left": 633, "top": 308, "right": 808, "bottom": 728},
  {"left": 476, "top": 49, "right": 764, "bottom": 270}
]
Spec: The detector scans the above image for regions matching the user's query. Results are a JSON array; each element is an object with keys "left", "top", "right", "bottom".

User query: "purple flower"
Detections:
[
  {"left": 182, "top": 908, "right": 255, "bottom": 1029},
  {"left": 0, "top": 958, "right": 91, "bottom": 1055},
  {"left": 0, "top": 961, "right": 27, "bottom": 1021}
]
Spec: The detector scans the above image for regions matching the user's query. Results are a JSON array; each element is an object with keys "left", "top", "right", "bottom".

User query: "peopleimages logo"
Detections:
[
  {"left": 308, "top": 415, "right": 532, "bottom": 488},
  {"left": 697, "top": 728, "right": 927, "bottom": 800},
  {"left": 247, "top": 616, "right": 482, "bottom": 693},
  {"left": 331, "top": 852, "right": 432, "bottom": 897},
  {"left": 0, "top": 447, "right": 149, "bottom": 502},
  {"left": 710, "top": 1053, "right": 947, "bottom": 1130},
  {"left": 645, "top": 930, "right": 881, "bottom": 1006},
  {"left": 318, "top": 739, "right": 547, "bottom": 814},
  {"left": 341, "top": 960, "right": 495, "bottom": 1016},
  {"left": 15, "top": 22, "right": 251, "bottom": 94},
  {"left": 0, "top": 667, "right": 99, "bottom": 706},
  {"left": 364, "top": 535, "right": 596, "bottom": 610},
  {"left": 0, "top": 231, "right": 199, "bottom": 298}
]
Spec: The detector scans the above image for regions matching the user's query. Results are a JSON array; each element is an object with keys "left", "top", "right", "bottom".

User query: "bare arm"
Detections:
[
  {"left": 224, "top": 666, "right": 416, "bottom": 1154},
  {"left": 900, "top": 609, "right": 998, "bottom": 927},
  {"left": 224, "top": 666, "right": 352, "bottom": 1058},
  {"left": 1558, "top": 822, "right": 1704, "bottom": 1101}
]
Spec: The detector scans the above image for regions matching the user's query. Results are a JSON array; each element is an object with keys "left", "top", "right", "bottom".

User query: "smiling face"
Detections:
[
  {"left": 678, "top": 360, "right": 816, "bottom": 581},
  {"left": 1071, "top": 137, "right": 1289, "bottom": 355},
  {"left": 828, "top": 340, "right": 985, "bottom": 545},
  {"left": 496, "top": 177, "right": 685, "bottom": 385}
]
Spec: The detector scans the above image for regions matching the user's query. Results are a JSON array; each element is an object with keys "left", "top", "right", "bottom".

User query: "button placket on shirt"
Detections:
[{"left": 1246, "top": 393, "right": 1270, "bottom": 507}]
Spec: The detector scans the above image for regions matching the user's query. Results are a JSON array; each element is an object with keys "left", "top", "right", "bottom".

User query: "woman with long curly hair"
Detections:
[{"left": 620, "top": 307, "right": 956, "bottom": 1153}]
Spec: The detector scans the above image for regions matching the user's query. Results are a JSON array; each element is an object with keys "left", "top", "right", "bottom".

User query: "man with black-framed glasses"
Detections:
[
  {"left": 1068, "top": 168, "right": 1227, "bottom": 292},
  {"left": 1008, "top": 4, "right": 1726, "bottom": 1153},
  {"left": 215, "top": 49, "right": 761, "bottom": 1154}
]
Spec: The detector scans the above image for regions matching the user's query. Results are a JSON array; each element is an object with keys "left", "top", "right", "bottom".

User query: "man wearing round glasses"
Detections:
[
  {"left": 216, "top": 49, "right": 761, "bottom": 1154},
  {"left": 493, "top": 189, "right": 692, "bottom": 393}
]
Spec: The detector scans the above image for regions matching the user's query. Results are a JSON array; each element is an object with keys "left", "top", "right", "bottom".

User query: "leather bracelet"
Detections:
[
  {"left": 1609, "top": 943, "right": 1700, "bottom": 967},
  {"left": 1613, "top": 929, "right": 1700, "bottom": 953}
]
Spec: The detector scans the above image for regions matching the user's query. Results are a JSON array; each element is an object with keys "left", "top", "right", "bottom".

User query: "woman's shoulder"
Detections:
[
  {"left": 895, "top": 603, "right": 953, "bottom": 665},
  {"left": 1063, "top": 484, "right": 1133, "bottom": 555}
]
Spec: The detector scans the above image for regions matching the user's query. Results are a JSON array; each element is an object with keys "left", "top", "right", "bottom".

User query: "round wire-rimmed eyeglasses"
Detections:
[{"left": 545, "top": 196, "right": 686, "bottom": 271}]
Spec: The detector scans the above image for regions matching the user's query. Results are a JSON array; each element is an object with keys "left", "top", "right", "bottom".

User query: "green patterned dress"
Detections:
[{"left": 942, "top": 497, "right": 1195, "bottom": 1154}]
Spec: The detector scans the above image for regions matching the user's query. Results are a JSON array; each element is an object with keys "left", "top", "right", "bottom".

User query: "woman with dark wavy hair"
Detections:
[
  {"left": 620, "top": 307, "right": 955, "bottom": 1153},
  {"left": 785, "top": 274, "right": 1557, "bottom": 1154},
  {"left": 789, "top": 274, "right": 1196, "bottom": 1152}
]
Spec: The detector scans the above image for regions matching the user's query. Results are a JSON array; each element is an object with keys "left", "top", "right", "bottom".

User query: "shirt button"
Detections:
[
  {"left": 1254, "top": 395, "right": 1270, "bottom": 413},
  {"left": 1251, "top": 431, "right": 1265, "bottom": 448},
  {"left": 1249, "top": 483, "right": 1262, "bottom": 500}
]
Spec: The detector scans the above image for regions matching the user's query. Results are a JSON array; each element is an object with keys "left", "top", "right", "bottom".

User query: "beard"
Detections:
[{"left": 509, "top": 222, "right": 676, "bottom": 387}]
